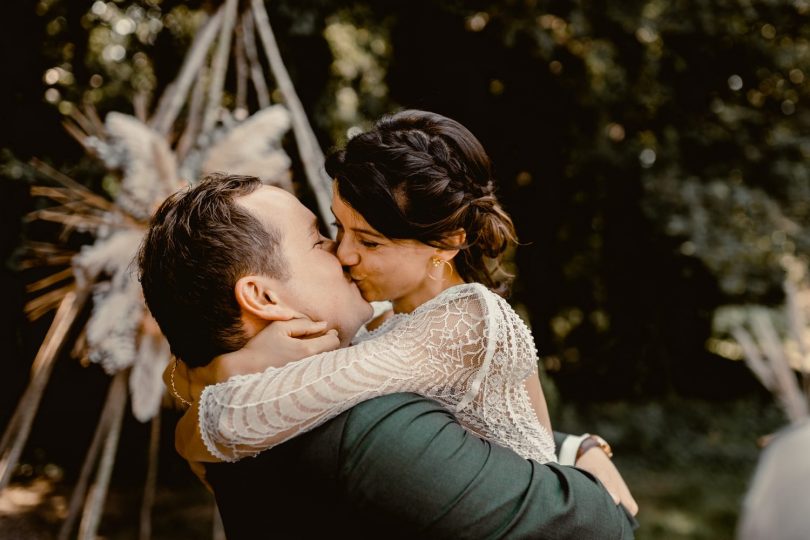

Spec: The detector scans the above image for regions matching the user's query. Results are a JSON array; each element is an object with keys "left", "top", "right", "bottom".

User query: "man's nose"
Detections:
[{"left": 336, "top": 238, "right": 360, "bottom": 266}]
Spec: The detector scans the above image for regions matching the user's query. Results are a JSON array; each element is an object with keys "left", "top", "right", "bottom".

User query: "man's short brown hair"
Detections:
[{"left": 138, "top": 174, "right": 288, "bottom": 367}]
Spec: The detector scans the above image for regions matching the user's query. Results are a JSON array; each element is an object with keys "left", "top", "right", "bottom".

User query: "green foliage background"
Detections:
[{"left": 1, "top": 0, "right": 808, "bottom": 538}]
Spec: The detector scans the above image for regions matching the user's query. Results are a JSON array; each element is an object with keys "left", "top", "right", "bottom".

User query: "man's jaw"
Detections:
[
  {"left": 344, "top": 270, "right": 370, "bottom": 297},
  {"left": 331, "top": 271, "right": 370, "bottom": 343}
]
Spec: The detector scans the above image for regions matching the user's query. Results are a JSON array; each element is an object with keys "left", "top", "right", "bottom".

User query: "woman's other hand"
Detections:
[
  {"left": 175, "top": 401, "right": 219, "bottom": 488},
  {"left": 575, "top": 449, "right": 639, "bottom": 516}
]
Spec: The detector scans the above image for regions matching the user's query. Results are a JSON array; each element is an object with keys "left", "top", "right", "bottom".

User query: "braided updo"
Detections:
[{"left": 325, "top": 110, "right": 517, "bottom": 293}]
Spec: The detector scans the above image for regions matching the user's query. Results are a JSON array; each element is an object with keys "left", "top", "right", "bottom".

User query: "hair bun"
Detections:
[
  {"left": 468, "top": 197, "right": 516, "bottom": 259},
  {"left": 470, "top": 194, "right": 497, "bottom": 211}
]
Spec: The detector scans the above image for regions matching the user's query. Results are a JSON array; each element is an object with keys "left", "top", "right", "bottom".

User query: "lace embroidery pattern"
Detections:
[{"left": 199, "top": 283, "right": 556, "bottom": 464}]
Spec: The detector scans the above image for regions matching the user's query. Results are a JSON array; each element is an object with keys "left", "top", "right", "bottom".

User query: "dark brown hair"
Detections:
[
  {"left": 138, "top": 174, "right": 288, "bottom": 367},
  {"left": 325, "top": 109, "right": 517, "bottom": 293}
]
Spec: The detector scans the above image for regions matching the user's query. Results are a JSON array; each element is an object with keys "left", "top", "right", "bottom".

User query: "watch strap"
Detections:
[{"left": 576, "top": 434, "right": 613, "bottom": 460}]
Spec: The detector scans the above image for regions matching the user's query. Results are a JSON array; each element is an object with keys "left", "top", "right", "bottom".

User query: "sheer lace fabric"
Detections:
[{"left": 199, "top": 283, "right": 557, "bottom": 464}]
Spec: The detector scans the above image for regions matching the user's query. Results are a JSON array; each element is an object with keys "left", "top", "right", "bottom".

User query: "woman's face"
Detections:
[{"left": 331, "top": 188, "right": 439, "bottom": 308}]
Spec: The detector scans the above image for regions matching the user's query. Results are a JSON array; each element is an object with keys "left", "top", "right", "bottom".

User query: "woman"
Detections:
[{"left": 176, "top": 110, "right": 556, "bottom": 465}]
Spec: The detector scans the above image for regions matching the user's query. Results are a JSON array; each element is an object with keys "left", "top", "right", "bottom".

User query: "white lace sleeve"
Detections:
[{"left": 198, "top": 285, "right": 494, "bottom": 462}]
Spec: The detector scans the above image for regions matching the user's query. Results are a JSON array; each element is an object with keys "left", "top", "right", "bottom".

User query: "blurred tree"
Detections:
[
  {"left": 372, "top": 0, "right": 809, "bottom": 400},
  {"left": 4, "top": 0, "right": 808, "bottom": 406}
]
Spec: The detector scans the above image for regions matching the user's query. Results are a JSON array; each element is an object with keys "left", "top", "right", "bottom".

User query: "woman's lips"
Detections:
[
  {"left": 343, "top": 272, "right": 363, "bottom": 291},
  {"left": 350, "top": 277, "right": 367, "bottom": 294}
]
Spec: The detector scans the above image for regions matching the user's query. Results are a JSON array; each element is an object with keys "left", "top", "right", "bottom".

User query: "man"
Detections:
[{"left": 139, "top": 174, "right": 638, "bottom": 538}]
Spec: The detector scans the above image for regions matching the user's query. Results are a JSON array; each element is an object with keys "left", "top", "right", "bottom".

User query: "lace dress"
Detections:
[{"left": 198, "top": 283, "right": 557, "bottom": 464}]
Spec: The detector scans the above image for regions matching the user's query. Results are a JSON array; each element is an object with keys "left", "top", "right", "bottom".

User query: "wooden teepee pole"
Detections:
[
  {"left": 138, "top": 412, "right": 161, "bottom": 540},
  {"left": 175, "top": 65, "right": 209, "bottom": 164},
  {"left": 784, "top": 280, "right": 810, "bottom": 394},
  {"left": 202, "top": 0, "right": 239, "bottom": 134},
  {"left": 233, "top": 19, "right": 249, "bottom": 113},
  {"left": 250, "top": 0, "right": 335, "bottom": 236},
  {"left": 0, "top": 288, "right": 89, "bottom": 490},
  {"left": 735, "top": 308, "right": 809, "bottom": 424},
  {"left": 78, "top": 369, "right": 128, "bottom": 540},
  {"left": 241, "top": 10, "right": 270, "bottom": 109},
  {"left": 150, "top": 6, "right": 224, "bottom": 136},
  {"left": 57, "top": 372, "right": 120, "bottom": 540}
]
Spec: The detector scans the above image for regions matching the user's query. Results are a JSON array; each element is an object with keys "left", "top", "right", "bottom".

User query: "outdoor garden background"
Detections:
[{"left": 1, "top": 0, "right": 809, "bottom": 538}]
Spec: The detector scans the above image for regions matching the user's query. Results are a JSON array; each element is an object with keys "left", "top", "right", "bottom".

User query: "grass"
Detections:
[{"left": 556, "top": 396, "right": 786, "bottom": 540}]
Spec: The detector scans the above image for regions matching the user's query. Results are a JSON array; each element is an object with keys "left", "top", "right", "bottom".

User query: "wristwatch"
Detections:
[{"left": 576, "top": 434, "right": 613, "bottom": 460}]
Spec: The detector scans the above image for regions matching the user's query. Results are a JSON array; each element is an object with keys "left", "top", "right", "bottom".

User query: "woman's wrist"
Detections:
[{"left": 558, "top": 433, "right": 613, "bottom": 465}]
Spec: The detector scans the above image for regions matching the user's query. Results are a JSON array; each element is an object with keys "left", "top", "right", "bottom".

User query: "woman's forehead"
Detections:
[{"left": 332, "top": 191, "right": 370, "bottom": 225}]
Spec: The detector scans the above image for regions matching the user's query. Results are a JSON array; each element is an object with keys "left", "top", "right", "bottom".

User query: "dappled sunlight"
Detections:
[
  {"left": 0, "top": 476, "right": 67, "bottom": 522},
  {"left": 0, "top": 479, "right": 52, "bottom": 515}
]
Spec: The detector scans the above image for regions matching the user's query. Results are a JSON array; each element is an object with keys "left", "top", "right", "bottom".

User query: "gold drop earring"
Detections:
[{"left": 428, "top": 256, "right": 454, "bottom": 281}]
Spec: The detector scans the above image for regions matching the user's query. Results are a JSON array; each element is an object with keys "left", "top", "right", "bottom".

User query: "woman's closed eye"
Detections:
[{"left": 359, "top": 239, "right": 380, "bottom": 249}]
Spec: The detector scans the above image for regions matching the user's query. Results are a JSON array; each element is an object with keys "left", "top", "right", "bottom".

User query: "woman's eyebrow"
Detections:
[
  {"left": 328, "top": 206, "right": 382, "bottom": 237},
  {"left": 351, "top": 227, "right": 385, "bottom": 239}
]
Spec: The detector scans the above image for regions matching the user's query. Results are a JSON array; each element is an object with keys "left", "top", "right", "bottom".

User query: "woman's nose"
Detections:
[{"left": 336, "top": 238, "right": 360, "bottom": 266}]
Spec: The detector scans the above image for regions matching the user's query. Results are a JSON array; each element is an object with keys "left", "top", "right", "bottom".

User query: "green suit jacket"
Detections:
[{"left": 206, "top": 393, "right": 637, "bottom": 539}]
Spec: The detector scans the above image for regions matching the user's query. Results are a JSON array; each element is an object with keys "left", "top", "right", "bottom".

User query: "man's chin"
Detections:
[
  {"left": 349, "top": 282, "right": 374, "bottom": 318},
  {"left": 351, "top": 297, "right": 374, "bottom": 325}
]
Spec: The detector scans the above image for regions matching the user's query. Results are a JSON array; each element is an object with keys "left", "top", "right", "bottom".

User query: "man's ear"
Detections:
[{"left": 234, "top": 275, "right": 300, "bottom": 322}]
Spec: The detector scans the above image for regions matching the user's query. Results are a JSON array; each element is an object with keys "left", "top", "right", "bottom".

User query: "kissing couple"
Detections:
[{"left": 139, "top": 110, "right": 639, "bottom": 538}]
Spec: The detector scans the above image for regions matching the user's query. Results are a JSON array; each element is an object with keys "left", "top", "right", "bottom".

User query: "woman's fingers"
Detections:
[
  {"left": 575, "top": 448, "right": 639, "bottom": 516},
  {"left": 301, "top": 329, "right": 341, "bottom": 355},
  {"left": 276, "top": 318, "right": 329, "bottom": 337},
  {"left": 220, "top": 320, "right": 341, "bottom": 374}
]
